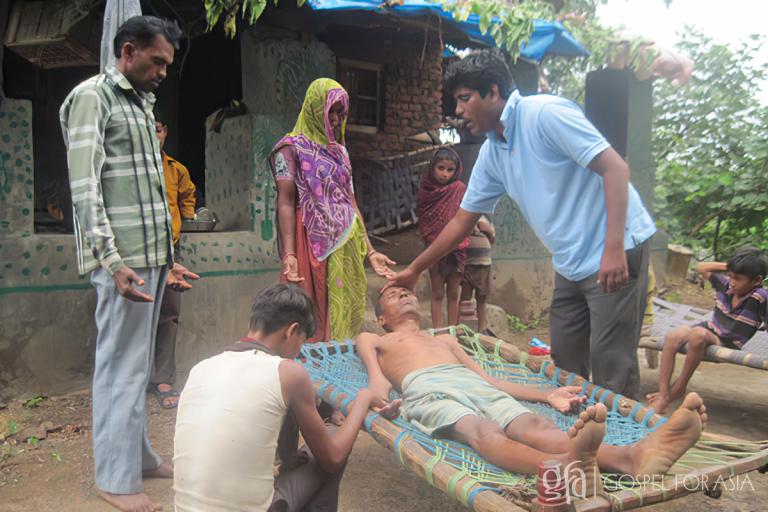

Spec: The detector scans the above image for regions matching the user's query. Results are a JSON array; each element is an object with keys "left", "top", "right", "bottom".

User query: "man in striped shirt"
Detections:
[
  {"left": 60, "top": 16, "right": 195, "bottom": 512},
  {"left": 648, "top": 246, "right": 768, "bottom": 413}
]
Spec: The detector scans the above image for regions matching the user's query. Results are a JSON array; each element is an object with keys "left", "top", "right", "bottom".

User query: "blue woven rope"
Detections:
[
  {"left": 393, "top": 430, "right": 410, "bottom": 465},
  {"left": 640, "top": 409, "right": 656, "bottom": 428},
  {"left": 468, "top": 486, "right": 502, "bottom": 511},
  {"left": 612, "top": 394, "right": 624, "bottom": 413},
  {"left": 364, "top": 412, "right": 380, "bottom": 431}
]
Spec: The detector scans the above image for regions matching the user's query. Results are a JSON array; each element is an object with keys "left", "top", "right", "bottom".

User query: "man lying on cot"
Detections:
[
  {"left": 357, "top": 287, "right": 707, "bottom": 493},
  {"left": 174, "top": 284, "right": 400, "bottom": 511}
]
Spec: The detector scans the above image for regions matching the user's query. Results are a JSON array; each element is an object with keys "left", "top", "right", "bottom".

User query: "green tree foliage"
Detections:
[
  {"left": 438, "top": 1, "right": 554, "bottom": 61},
  {"left": 539, "top": 0, "right": 609, "bottom": 101},
  {"left": 539, "top": 0, "right": 657, "bottom": 102},
  {"left": 204, "top": 0, "right": 306, "bottom": 38},
  {"left": 653, "top": 31, "right": 768, "bottom": 258},
  {"left": 537, "top": 4, "right": 766, "bottom": 259}
]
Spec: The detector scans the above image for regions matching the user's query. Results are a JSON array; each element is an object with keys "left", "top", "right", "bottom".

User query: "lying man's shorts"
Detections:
[{"left": 401, "top": 364, "right": 531, "bottom": 436}]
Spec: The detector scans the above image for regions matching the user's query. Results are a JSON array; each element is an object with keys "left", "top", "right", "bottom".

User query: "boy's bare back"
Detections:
[{"left": 359, "top": 331, "right": 463, "bottom": 391}]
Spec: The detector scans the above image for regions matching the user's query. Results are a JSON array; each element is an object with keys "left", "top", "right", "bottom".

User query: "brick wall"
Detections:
[{"left": 346, "top": 37, "right": 443, "bottom": 160}]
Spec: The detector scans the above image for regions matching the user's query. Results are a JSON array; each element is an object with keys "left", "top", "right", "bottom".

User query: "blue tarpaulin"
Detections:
[{"left": 304, "top": 0, "right": 588, "bottom": 62}]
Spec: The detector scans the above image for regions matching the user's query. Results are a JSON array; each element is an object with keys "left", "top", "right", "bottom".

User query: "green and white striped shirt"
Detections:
[{"left": 60, "top": 66, "right": 173, "bottom": 276}]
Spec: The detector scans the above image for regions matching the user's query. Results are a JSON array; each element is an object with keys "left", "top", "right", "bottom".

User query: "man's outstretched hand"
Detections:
[
  {"left": 168, "top": 262, "right": 200, "bottom": 292},
  {"left": 384, "top": 266, "right": 419, "bottom": 292},
  {"left": 546, "top": 386, "right": 587, "bottom": 414},
  {"left": 113, "top": 266, "right": 154, "bottom": 302}
]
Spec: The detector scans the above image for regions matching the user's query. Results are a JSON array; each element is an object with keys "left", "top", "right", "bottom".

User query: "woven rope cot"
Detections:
[
  {"left": 640, "top": 297, "right": 768, "bottom": 370},
  {"left": 300, "top": 326, "right": 768, "bottom": 511}
]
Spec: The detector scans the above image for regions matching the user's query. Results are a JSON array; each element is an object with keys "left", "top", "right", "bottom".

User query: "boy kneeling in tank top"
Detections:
[{"left": 174, "top": 283, "right": 400, "bottom": 511}]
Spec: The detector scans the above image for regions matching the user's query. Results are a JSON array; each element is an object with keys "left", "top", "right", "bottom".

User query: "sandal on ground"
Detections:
[{"left": 149, "top": 383, "right": 180, "bottom": 409}]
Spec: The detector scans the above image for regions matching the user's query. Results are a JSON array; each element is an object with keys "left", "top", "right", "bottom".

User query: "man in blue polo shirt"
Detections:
[{"left": 388, "top": 49, "right": 655, "bottom": 399}]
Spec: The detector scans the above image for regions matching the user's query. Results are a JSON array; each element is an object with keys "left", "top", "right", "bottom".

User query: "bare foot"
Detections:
[
  {"left": 98, "top": 491, "right": 161, "bottom": 512},
  {"left": 629, "top": 392, "right": 706, "bottom": 477},
  {"left": 153, "top": 383, "right": 179, "bottom": 408},
  {"left": 646, "top": 392, "right": 671, "bottom": 414},
  {"left": 143, "top": 461, "right": 173, "bottom": 479},
  {"left": 567, "top": 403, "right": 607, "bottom": 497}
]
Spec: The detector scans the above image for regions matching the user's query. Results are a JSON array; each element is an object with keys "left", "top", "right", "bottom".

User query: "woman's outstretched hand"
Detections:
[
  {"left": 368, "top": 251, "right": 396, "bottom": 278},
  {"left": 281, "top": 254, "right": 305, "bottom": 283}
]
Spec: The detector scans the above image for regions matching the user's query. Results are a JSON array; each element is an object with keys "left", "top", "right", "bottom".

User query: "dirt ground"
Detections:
[{"left": 1, "top": 280, "right": 766, "bottom": 511}]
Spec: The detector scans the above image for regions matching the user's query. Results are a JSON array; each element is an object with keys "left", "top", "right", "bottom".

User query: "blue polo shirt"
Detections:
[{"left": 461, "top": 91, "right": 656, "bottom": 282}]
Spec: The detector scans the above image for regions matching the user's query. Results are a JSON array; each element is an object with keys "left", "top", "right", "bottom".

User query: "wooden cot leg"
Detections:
[{"left": 703, "top": 481, "right": 723, "bottom": 499}]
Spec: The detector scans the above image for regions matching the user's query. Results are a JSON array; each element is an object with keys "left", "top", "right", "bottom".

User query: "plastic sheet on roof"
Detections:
[{"left": 304, "top": 0, "right": 589, "bottom": 62}]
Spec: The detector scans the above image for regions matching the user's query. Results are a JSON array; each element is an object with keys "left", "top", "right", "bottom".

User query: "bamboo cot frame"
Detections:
[
  {"left": 639, "top": 336, "right": 768, "bottom": 371},
  {"left": 302, "top": 328, "right": 768, "bottom": 511},
  {"left": 640, "top": 297, "right": 768, "bottom": 371}
]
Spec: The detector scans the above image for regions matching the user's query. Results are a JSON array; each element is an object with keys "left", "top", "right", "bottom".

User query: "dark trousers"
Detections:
[
  {"left": 150, "top": 276, "right": 181, "bottom": 385},
  {"left": 549, "top": 241, "right": 649, "bottom": 399},
  {"left": 270, "top": 416, "right": 345, "bottom": 512}
]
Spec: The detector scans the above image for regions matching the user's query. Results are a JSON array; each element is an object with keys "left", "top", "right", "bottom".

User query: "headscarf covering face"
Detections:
[
  {"left": 289, "top": 78, "right": 349, "bottom": 146},
  {"left": 417, "top": 147, "right": 471, "bottom": 259},
  {"left": 271, "top": 79, "right": 356, "bottom": 261}
]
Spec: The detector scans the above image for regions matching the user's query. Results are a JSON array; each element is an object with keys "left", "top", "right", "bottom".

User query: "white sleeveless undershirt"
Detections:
[{"left": 174, "top": 350, "right": 287, "bottom": 512}]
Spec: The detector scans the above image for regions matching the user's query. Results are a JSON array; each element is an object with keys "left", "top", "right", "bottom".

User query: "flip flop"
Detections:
[{"left": 150, "top": 384, "right": 180, "bottom": 409}]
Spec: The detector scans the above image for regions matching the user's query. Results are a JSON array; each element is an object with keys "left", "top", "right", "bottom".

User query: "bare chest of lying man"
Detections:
[{"left": 375, "top": 332, "right": 462, "bottom": 392}]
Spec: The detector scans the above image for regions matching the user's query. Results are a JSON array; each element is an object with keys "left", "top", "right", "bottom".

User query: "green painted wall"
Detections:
[
  {"left": 241, "top": 36, "right": 336, "bottom": 117},
  {"left": 0, "top": 37, "right": 338, "bottom": 393},
  {"left": 203, "top": 36, "right": 336, "bottom": 256},
  {"left": 0, "top": 99, "right": 34, "bottom": 237},
  {"left": 0, "top": 99, "right": 86, "bottom": 292}
]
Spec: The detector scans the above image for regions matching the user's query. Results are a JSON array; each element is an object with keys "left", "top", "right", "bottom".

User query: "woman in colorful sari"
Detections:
[{"left": 270, "top": 78, "right": 395, "bottom": 342}]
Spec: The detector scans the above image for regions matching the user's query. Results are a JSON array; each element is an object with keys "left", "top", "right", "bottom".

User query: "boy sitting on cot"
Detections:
[
  {"left": 647, "top": 246, "right": 768, "bottom": 413},
  {"left": 174, "top": 284, "right": 399, "bottom": 511}
]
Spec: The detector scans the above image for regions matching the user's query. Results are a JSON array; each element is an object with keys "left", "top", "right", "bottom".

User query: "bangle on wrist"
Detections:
[
  {"left": 283, "top": 252, "right": 297, "bottom": 259},
  {"left": 366, "top": 249, "right": 377, "bottom": 258}
]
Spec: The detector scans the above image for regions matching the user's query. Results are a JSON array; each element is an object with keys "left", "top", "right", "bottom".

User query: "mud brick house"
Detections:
[{"left": 3, "top": 0, "right": 667, "bottom": 395}]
